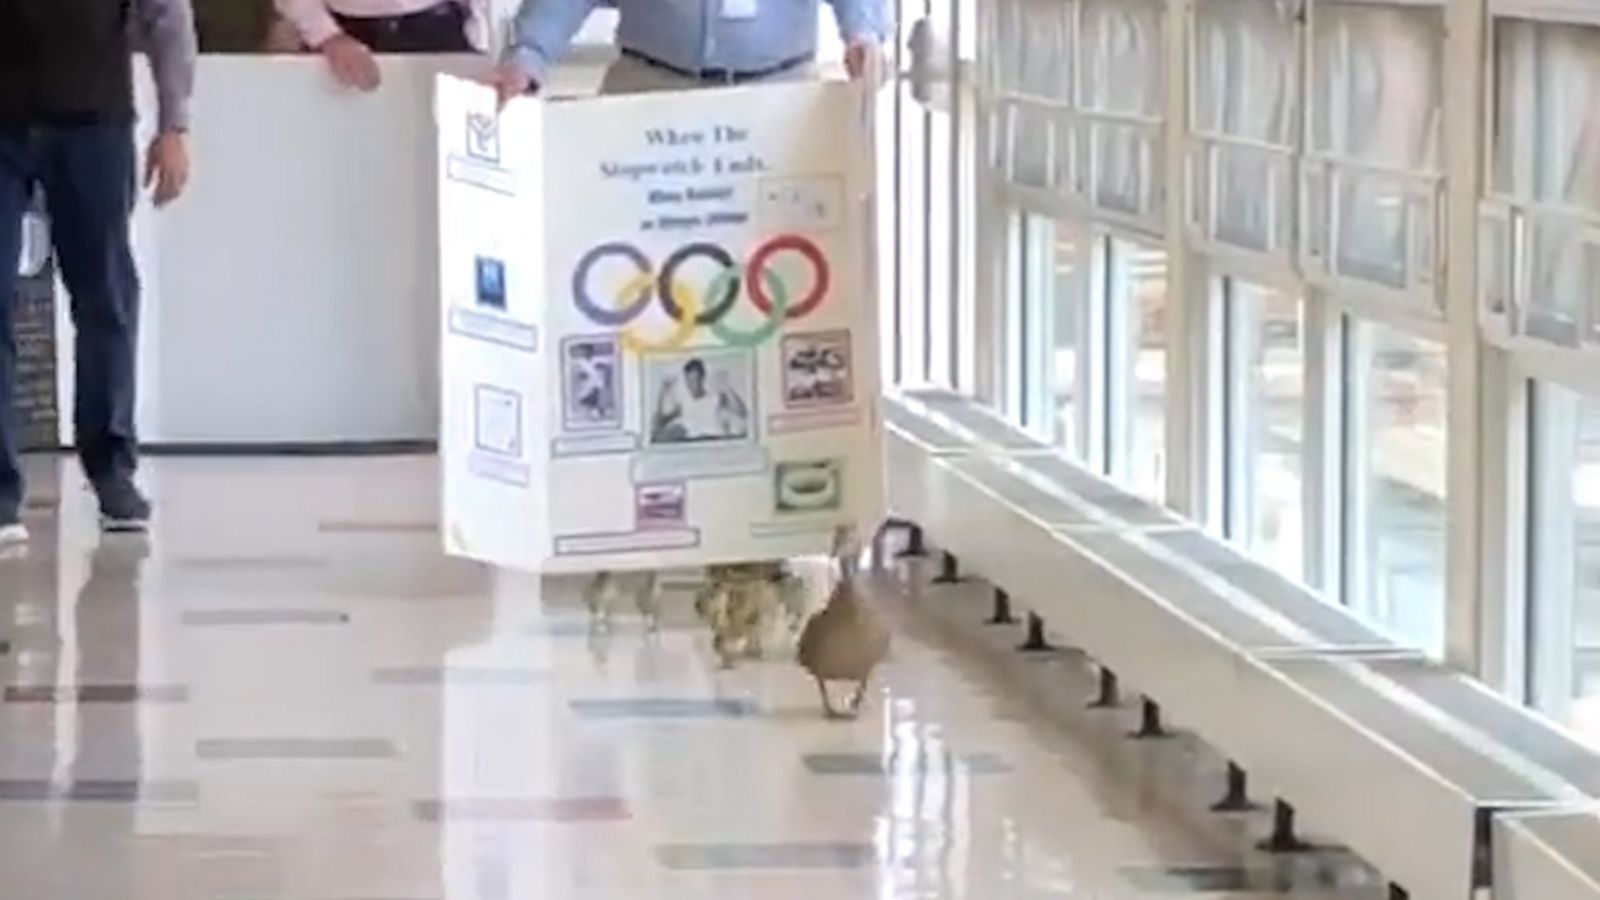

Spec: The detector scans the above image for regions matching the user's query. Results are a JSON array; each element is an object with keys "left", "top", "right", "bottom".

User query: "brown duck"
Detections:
[{"left": 797, "top": 526, "right": 890, "bottom": 719}]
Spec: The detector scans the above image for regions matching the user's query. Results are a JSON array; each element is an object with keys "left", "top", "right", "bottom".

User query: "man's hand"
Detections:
[
  {"left": 844, "top": 39, "right": 886, "bottom": 83},
  {"left": 492, "top": 62, "right": 537, "bottom": 110},
  {"left": 144, "top": 131, "right": 190, "bottom": 208},
  {"left": 319, "top": 33, "right": 381, "bottom": 92}
]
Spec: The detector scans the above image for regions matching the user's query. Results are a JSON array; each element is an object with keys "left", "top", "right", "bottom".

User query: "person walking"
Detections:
[{"left": 0, "top": 0, "right": 198, "bottom": 545}]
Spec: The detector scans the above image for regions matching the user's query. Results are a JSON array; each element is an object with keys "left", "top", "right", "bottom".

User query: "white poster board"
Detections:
[{"left": 438, "top": 74, "right": 883, "bottom": 574}]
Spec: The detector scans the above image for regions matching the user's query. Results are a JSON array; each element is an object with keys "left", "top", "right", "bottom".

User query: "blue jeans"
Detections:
[{"left": 0, "top": 123, "right": 141, "bottom": 514}]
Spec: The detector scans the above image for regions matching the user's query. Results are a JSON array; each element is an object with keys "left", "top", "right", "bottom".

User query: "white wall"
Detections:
[{"left": 122, "top": 54, "right": 610, "bottom": 446}]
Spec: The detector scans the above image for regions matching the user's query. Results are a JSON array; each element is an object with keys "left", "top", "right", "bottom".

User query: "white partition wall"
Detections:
[
  {"left": 126, "top": 56, "right": 474, "bottom": 444},
  {"left": 118, "top": 54, "right": 617, "bottom": 447}
]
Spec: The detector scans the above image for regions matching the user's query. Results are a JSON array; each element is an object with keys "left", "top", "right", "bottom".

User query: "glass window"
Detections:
[
  {"left": 1308, "top": 2, "right": 1443, "bottom": 291},
  {"left": 894, "top": 72, "right": 931, "bottom": 385},
  {"left": 1193, "top": 0, "right": 1297, "bottom": 146},
  {"left": 1227, "top": 280, "right": 1306, "bottom": 581},
  {"left": 1348, "top": 322, "right": 1448, "bottom": 655},
  {"left": 1492, "top": 20, "right": 1600, "bottom": 210},
  {"left": 1005, "top": 214, "right": 1036, "bottom": 428},
  {"left": 1489, "top": 21, "right": 1600, "bottom": 349},
  {"left": 1528, "top": 384, "right": 1600, "bottom": 745},
  {"left": 1043, "top": 224, "right": 1095, "bottom": 460},
  {"left": 1112, "top": 239, "right": 1169, "bottom": 500},
  {"left": 1191, "top": 0, "right": 1298, "bottom": 254},
  {"left": 1569, "top": 400, "right": 1600, "bottom": 742},
  {"left": 1079, "top": 0, "right": 1164, "bottom": 117}
]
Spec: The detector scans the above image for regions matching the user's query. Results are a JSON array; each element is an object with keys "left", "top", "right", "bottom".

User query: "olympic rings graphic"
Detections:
[
  {"left": 746, "top": 235, "right": 828, "bottom": 319},
  {"left": 658, "top": 243, "right": 741, "bottom": 326},
  {"left": 571, "top": 235, "right": 830, "bottom": 349},
  {"left": 619, "top": 276, "right": 700, "bottom": 355},
  {"left": 706, "top": 267, "right": 789, "bottom": 349}
]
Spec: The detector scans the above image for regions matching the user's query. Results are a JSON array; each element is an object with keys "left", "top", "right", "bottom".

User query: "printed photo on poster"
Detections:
[
  {"left": 563, "top": 336, "right": 622, "bottom": 430},
  {"left": 774, "top": 459, "right": 844, "bottom": 514},
  {"left": 644, "top": 351, "right": 755, "bottom": 447},
  {"left": 635, "top": 482, "right": 687, "bottom": 529},
  {"left": 472, "top": 384, "right": 523, "bottom": 457},
  {"left": 782, "top": 331, "right": 852, "bottom": 408}
]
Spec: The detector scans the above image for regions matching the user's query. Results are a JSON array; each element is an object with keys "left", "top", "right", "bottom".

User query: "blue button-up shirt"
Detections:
[{"left": 508, "top": 0, "right": 888, "bottom": 83}]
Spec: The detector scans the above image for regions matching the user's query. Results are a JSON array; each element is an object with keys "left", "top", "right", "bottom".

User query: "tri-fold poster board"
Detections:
[{"left": 435, "top": 74, "right": 884, "bottom": 574}]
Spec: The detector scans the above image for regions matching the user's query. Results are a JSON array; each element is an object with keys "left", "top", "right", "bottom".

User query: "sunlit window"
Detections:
[
  {"left": 1112, "top": 240, "right": 1168, "bottom": 501},
  {"left": 1569, "top": 400, "right": 1600, "bottom": 742},
  {"left": 1226, "top": 280, "right": 1306, "bottom": 581},
  {"left": 1528, "top": 383, "right": 1600, "bottom": 747},
  {"left": 1349, "top": 323, "right": 1448, "bottom": 655},
  {"left": 1307, "top": 2, "right": 1443, "bottom": 294}
]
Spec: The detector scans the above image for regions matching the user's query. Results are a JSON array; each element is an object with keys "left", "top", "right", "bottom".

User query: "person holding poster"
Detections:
[
  {"left": 275, "top": 0, "right": 483, "bottom": 92},
  {"left": 492, "top": 0, "right": 888, "bottom": 102},
  {"left": 0, "top": 0, "right": 197, "bottom": 546},
  {"left": 476, "top": 0, "right": 886, "bottom": 659}
]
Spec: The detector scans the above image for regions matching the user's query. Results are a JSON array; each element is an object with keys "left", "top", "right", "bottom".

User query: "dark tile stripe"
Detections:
[
  {"left": 371, "top": 667, "right": 548, "bottom": 686},
  {"left": 569, "top": 699, "right": 760, "bottom": 720},
  {"left": 0, "top": 779, "right": 198, "bottom": 803},
  {"left": 196, "top": 738, "right": 396, "bottom": 760},
  {"left": 318, "top": 521, "right": 438, "bottom": 535},
  {"left": 656, "top": 843, "right": 876, "bottom": 870},
  {"left": 182, "top": 610, "right": 349, "bottom": 626},
  {"left": 413, "top": 797, "right": 630, "bottom": 823},
  {"left": 1120, "top": 864, "right": 1376, "bottom": 893},
  {"left": 5, "top": 684, "right": 189, "bottom": 704},
  {"left": 803, "top": 751, "right": 1012, "bottom": 776},
  {"left": 175, "top": 556, "right": 327, "bottom": 572}
]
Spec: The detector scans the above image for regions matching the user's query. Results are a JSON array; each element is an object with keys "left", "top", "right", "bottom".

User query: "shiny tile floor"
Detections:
[{"left": 0, "top": 454, "right": 1387, "bottom": 899}]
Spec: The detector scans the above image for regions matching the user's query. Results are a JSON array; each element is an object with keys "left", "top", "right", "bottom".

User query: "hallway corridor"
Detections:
[{"left": 0, "top": 455, "right": 1383, "bottom": 899}]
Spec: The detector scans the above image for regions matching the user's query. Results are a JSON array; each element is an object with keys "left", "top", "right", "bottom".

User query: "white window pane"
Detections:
[
  {"left": 1079, "top": 0, "right": 1164, "bottom": 117},
  {"left": 1307, "top": 4, "right": 1442, "bottom": 295},
  {"left": 896, "top": 81, "right": 930, "bottom": 385},
  {"left": 1310, "top": 3, "right": 1441, "bottom": 170},
  {"left": 1569, "top": 395, "right": 1600, "bottom": 742},
  {"left": 1019, "top": 0, "right": 1073, "bottom": 101},
  {"left": 1199, "top": 143, "right": 1294, "bottom": 254},
  {"left": 1012, "top": 103, "right": 1054, "bottom": 188},
  {"left": 1352, "top": 323, "right": 1448, "bottom": 656},
  {"left": 1092, "top": 122, "right": 1161, "bottom": 217},
  {"left": 1113, "top": 239, "right": 1169, "bottom": 500},
  {"left": 1231, "top": 281, "right": 1306, "bottom": 581},
  {"left": 1524, "top": 216, "right": 1600, "bottom": 347},
  {"left": 1049, "top": 227, "right": 1090, "bottom": 458},
  {"left": 928, "top": 107, "right": 956, "bottom": 386},
  {"left": 958, "top": 0, "right": 978, "bottom": 62},
  {"left": 1193, "top": 0, "right": 1298, "bottom": 146},
  {"left": 1493, "top": 20, "right": 1600, "bottom": 210}
]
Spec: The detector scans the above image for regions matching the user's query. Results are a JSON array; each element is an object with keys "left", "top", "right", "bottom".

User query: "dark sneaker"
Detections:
[{"left": 95, "top": 479, "right": 152, "bottom": 533}]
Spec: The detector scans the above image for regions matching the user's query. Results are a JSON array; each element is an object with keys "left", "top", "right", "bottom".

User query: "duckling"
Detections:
[
  {"left": 634, "top": 570, "right": 662, "bottom": 632},
  {"left": 583, "top": 570, "right": 662, "bottom": 631},
  {"left": 797, "top": 526, "right": 890, "bottom": 719},
  {"left": 698, "top": 563, "right": 776, "bottom": 667},
  {"left": 775, "top": 565, "right": 811, "bottom": 635},
  {"left": 582, "top": 571, "right": 617, "bottom": 629}
]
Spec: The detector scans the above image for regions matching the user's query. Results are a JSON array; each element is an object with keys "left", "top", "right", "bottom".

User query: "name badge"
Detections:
[{"left": 720, "top": 0, "right": 758, "bottom": 20}]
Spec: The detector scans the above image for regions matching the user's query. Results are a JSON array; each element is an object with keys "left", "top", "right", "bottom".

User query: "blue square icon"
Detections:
[{"left": 475, "top": 257, "right": 506, "bottom": 310}]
